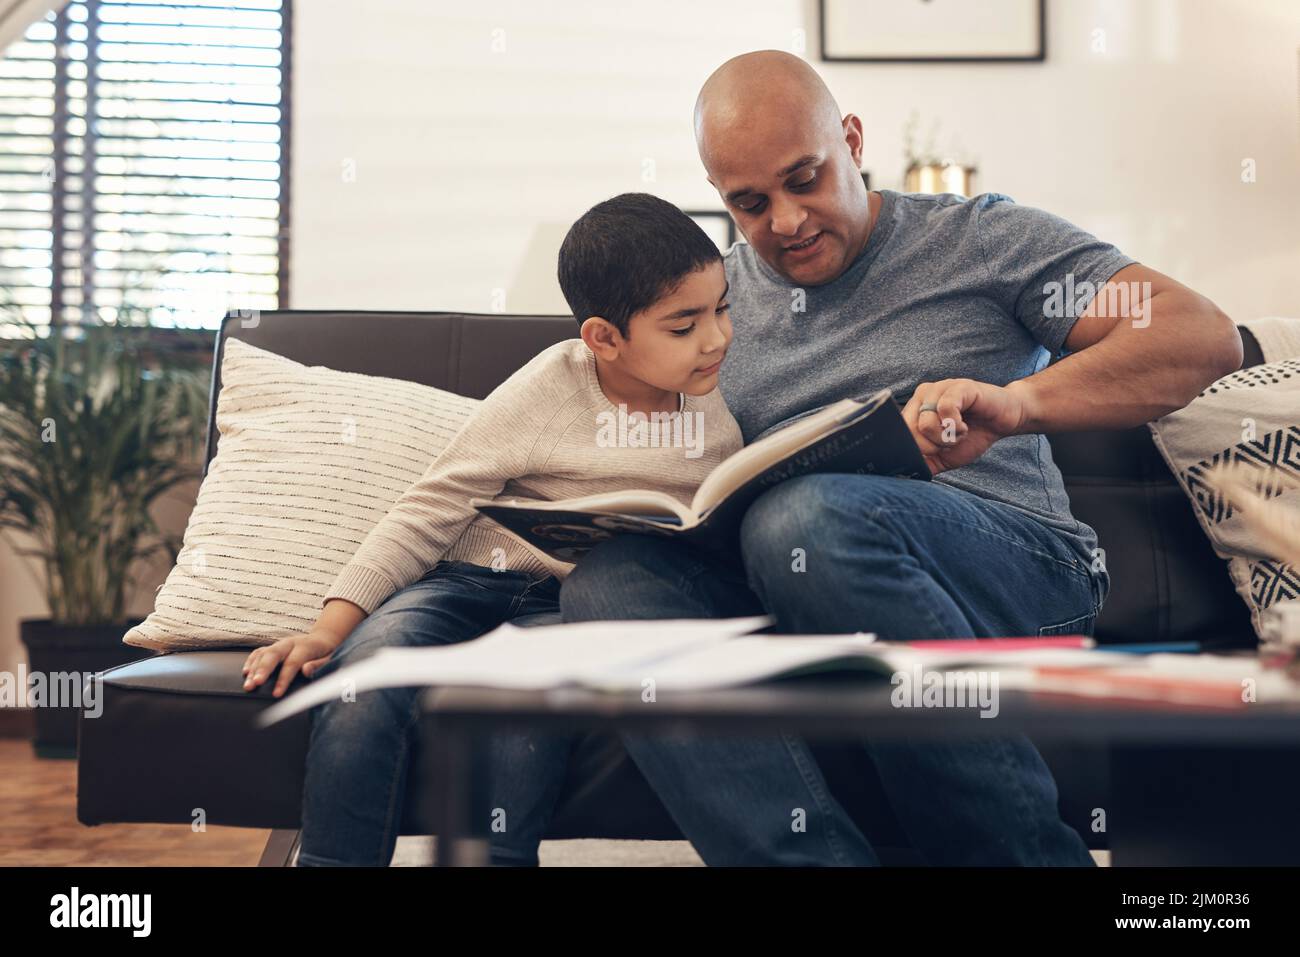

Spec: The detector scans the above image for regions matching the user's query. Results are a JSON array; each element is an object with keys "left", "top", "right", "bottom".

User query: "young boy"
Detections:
[{"left": 241, "top": 192, "right": 739, "bottom": 866}]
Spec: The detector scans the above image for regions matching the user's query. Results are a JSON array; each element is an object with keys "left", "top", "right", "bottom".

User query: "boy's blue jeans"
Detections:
[
  {"left": 296, "top": 560, "right": 565, "bottom": 867},
  {"left": 555, "top": 474, "right": 1106, "bottom": 866}
]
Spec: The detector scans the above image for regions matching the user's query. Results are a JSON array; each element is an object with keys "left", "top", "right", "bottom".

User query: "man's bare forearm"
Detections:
[{"left": 1005, "top": 290, "right": 1242, "bottom": 434}]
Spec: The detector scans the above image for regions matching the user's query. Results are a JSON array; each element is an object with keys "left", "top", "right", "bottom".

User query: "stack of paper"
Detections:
[
  {"left": 996, "top": 652, "right": 1298, "bottom": 709},
  {"left": 256, "top": 615, "right": 776, "bottom": 726},
  {"left": 254, "top": 618, "right": 1300, "bottom": 729}
]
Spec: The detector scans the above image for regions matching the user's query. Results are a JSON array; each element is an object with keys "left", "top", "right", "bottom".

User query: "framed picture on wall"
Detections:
[
  {"left": 684, "top": 210, "right": 738, "bottom": 252},
  {"left": 820, "top": 0, "right": 1045, "bottom": 63}
]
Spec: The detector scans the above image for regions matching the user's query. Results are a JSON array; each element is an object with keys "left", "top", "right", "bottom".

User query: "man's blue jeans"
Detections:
[
  {"left": 558, "top": 473, "right": 1107, "bottom": 866},
  {"left": 296, "top": 560, "right": 565, "bottom": 867}
]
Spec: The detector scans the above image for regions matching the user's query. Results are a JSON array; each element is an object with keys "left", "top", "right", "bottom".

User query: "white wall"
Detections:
[{"left": 290, "top": 0, "right": 1300, "bottom": 321}]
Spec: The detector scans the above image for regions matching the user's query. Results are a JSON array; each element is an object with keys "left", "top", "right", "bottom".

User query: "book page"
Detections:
[{"left": 690, "top": 390, "right": 890, "bottom": 514}]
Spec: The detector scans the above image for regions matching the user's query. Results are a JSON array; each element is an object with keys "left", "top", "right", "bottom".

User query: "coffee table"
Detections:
[{"left": 418, "top": 672, "right": 1300, "bottom": 866}]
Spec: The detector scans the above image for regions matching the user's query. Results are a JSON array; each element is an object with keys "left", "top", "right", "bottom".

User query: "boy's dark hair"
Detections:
[{"left": 558, "top": 192, "right": 723, "bottom": 338}]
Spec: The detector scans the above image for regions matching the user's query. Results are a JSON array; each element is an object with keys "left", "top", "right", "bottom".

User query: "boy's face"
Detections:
[{"left": 587, "top": 261, "right": 733, "bottom": 395}]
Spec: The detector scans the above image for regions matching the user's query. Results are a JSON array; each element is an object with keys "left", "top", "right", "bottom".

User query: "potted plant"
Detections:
[{"left": 0, "top": 308, "right": 210, "bottom": 757}]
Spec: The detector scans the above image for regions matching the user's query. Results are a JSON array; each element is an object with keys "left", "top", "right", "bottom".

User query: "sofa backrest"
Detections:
[{"left": 206, "top": 310, "right": 1260, "bottom": 649}]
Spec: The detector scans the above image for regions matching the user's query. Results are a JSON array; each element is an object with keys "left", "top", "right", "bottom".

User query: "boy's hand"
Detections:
[
  {"left": 242, "top": 629, "right": 344, "bottom": 698},
  {"left": 902, "top": 378, "right": 1029, "bottom": 475}
]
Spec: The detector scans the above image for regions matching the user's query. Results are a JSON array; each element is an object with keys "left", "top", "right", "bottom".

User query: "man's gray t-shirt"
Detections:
[{"left": 719, "top": 188, "right": 1136, "bottom": 564}]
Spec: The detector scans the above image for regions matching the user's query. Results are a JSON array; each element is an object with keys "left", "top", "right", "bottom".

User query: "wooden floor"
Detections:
[{"left": 0, "top": 739, "right": 271, "bottom": 866}]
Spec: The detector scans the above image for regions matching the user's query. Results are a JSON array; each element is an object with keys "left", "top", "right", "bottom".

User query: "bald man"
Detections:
[{"left": 561, "top": 51, "right": 1241, "bottom": 865}]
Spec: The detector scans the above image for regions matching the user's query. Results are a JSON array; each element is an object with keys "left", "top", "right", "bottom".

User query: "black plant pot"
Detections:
[{"left": 18, "top": 618, "right": 155, "bottom": 759}]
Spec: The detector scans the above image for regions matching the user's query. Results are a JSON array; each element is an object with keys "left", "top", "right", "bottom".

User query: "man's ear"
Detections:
[
  {"left": 580, "top": 316, "right": 622, "bottom": 359},
  {"left": 842, "top": 113, "right": 864, "bottom": 169}
]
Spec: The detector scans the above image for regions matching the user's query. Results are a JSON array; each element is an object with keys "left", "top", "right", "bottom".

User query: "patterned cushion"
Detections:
[
  {"left": 123, "top": 338, "right": 481, "bottom": 651},
  {"left": 1148, "top": 358, "right": 1300, "bottom": 641}
]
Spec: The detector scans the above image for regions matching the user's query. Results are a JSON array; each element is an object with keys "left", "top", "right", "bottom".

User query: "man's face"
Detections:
[
  {"left": 619, "top": 261, "right": 732, "bottom": 395},
  {"left": 704, "top": 113, "right": 869, "bottom": 286}
]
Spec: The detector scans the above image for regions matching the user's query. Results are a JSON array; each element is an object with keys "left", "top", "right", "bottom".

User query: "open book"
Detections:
[{"left": 471, "top": 388, "right": 929, "bottom": 563}]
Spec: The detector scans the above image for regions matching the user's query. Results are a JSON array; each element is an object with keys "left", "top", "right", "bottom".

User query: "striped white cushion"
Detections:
[{"left": 124, "top": 337, "right": 481, "bottom": 651}]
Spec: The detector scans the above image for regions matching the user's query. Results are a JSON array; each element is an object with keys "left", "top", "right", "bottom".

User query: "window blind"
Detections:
[{"left": 0, "top": 0, "right": 290, "bottom": 332}]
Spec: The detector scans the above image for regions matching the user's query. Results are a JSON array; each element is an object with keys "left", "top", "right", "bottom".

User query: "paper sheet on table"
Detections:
[
  {"left": 255, "top": 615, "right": 772, "bottom": 726},
  {"left": 581, "top": 633, "right": 880, "bottom": 692}
]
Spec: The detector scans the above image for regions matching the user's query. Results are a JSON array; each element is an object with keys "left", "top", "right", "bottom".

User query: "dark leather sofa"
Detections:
[{"left": 76, "top": 310, "right": 1262, "bottom": 865}]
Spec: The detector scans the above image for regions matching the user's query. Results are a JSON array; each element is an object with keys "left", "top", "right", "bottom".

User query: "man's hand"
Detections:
[{"left": 901, "top": 378, "right": 1031, "bottom": 475}]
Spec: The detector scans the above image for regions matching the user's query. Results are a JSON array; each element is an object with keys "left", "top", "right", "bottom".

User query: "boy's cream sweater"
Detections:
[{"left": 323, "top": 339, "right": 743, "bottom": 614}]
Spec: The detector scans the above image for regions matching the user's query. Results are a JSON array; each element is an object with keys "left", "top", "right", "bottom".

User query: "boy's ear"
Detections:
[{"left": 580, "top": 316, "right": 623, "bottom": 359}]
